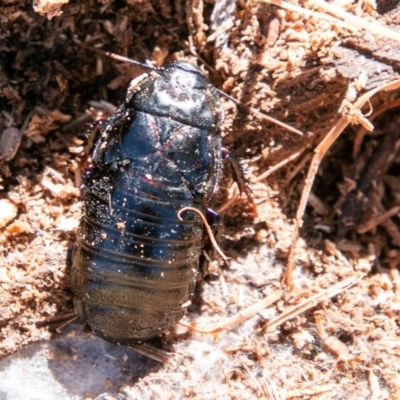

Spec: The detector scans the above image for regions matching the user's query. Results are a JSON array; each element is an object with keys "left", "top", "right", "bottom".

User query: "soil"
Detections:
[{"left": 1, "top": 0, "right": 400, "bottom": 398}]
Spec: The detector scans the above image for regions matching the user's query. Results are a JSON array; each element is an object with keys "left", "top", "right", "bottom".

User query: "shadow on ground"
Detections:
[{"left": 0, "top": 321, "right": 160, "bottom": 399}]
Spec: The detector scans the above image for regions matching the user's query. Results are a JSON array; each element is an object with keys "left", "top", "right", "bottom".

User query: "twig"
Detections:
[
  {"left": 265, "top": 275, "right": 363, "bottom": 332},
  {"left": 255, "top": 150, "right": 302, "bottom": 182},
  {"left": 263, "top": 0, "right": 400, "bottom": 43},
  {"left": 353, "top": 99, "right": 400, "bottom": 158},
  {"left": 35, "top": 311, "right": 77, "bottom": 328},
  {"left": 262, "top": 0, "right": 357, "bottom": 31},
  {"left": 179, "top": 288, "right": 282, "bottom": 334},
  {"left": 129, "top": 343, "right": 172, "bottom": 364},
  {"left": 282, "top": 79, "right": 400, "bottom": 289},
  {"left": 216, "top": 192, "right": 239, "bottom": 213},
  {"left": 357, "top": 206, "right": 400, "bottom": 234},
  {"left": 262, "top": 375, "right": 284, "bottom": 400},
  {"left": 370, "top": 193, "right": 400, "bottom": 247},
  {"left": 286, "top": 385, "right": 336, "bottom": 398},
  {"left": 310, "top": 0, "right": 400, "bottom": 43}
]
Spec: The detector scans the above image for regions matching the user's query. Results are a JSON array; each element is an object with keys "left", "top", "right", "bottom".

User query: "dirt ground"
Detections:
[{"left": 1, "top": 0, "right": 400, "bottom": 398}]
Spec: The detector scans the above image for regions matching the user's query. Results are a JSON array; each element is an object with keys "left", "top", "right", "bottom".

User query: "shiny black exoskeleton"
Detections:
[{"left": 70, "top": 61, "right": 226, "bottom": 343}]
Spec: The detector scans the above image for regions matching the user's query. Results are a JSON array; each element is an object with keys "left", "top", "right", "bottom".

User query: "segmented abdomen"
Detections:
[
  {"left": 71, "top": 156, "right": 203, "bottom": 343},
  {"left": 71, "top": 60, "right": 224, "bottom": 343}
]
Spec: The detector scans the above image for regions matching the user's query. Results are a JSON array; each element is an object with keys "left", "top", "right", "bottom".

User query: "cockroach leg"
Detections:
[{"left": 222, "top": 147, "right": 257, "bottom": 216}]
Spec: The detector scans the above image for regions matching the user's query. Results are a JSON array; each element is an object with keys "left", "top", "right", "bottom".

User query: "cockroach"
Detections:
[
  {"left": 70, "top": 53, "right": 301, "bottom": 344},
  {"left": 71, "top": 59, "right": 237, "bottom": 343}
]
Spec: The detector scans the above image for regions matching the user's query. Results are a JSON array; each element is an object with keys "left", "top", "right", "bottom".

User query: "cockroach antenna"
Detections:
[
  {"left": 215, "top": 89, "right": 304, "bottom": 136},
  {"left": 74, "top": 39, "right": 158, "bottom": 72},
  {"left": 88, "top": 44, "right": 304, "bottom": 136},
  {"left": 102, "top": 51, "right": 158, "bottom": 72}
]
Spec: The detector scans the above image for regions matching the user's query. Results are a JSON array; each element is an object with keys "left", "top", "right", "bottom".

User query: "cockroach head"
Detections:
[{"left": 130, "top": 60, "right": 224, "bottom": 130}]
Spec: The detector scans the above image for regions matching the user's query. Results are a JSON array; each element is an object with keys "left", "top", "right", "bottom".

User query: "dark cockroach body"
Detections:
[{"left": 71, "top": 61, "right": 227, "bottom": 343}]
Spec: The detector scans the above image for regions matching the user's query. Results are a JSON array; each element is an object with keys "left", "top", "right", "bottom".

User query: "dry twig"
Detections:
[
  {"left": 265, "top": 275, "right": 363, "bottom": 332},
  {"left": 282, "top": 79, "right": 400, "bottom": 289},
  {"left": 263, "top": 0, "right": 400, "bottom": 42},
  {"left": 179, "top": 288, "right": 282, "bottom": 335}
]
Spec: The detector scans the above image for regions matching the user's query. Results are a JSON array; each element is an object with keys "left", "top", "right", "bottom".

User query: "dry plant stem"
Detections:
[
  {"left": 338, "top": 113, "right": 400, "bottom": 235},
  {"left": 286, "top": 386, "right": 334, "bottom": 398},
  {"left": 0, "top": 111, "right": 32, "bottom": 161},
  {"left": 129, "top": 343, "right": 171, "bottom": 364},
  {"left": 263, "top": 0, "right": 400, "bottom": 42},
  {"left": 265, "top": 275, "right": 363, "bottom": 333},
  {"left": 35, "top": 312, "right": 78, "bottom": 328},
  {"left": 207, "top": 21, "right": 234, "bottom": 43},
  {"left": 262, "top": 0, "right": 357, "bottom": 32},
  {"left": 55, "top": 315, "right": 79, "bottom": 333},
  {"left": 282, "top": 79, "right": 400, "bottom": 289},
  {"left": 314, "top": 314, "right": 327, "bottom": 338},
  {"left": 179, "top": 288, "right": 282, "bottom": 335},
  {"left": 369, "top": 371, "right": 381, "bottom": 400},
  {"left": 255, "top": 150, "right": 302, "bottom": 182},
  {"left": 262, "top": 375, "right": 283, "bottom": 400},
  {"left": 310, "top": 0, "right": 400, "bottom": 43},
  {"left": 216, "top": 192, "right": 239, "bottom": 213},
  {"left": 315, "top": 314, "right": 349, "bottom": 357},
  {"left": 241, "top": 361, "right": 268, "bottom": 397},
  {"left": 357, "top": 206, "right": 400, "bottom": 234},
  {"left": 219, "top": 268, "right": 229, "bottom": 297},
  {"left": 353, "top": 98, "right": 400, "bottom": 158},
  {"left": 284, "top": 151, "right": 313, "bottom": 186},
  {"left": 370, "top": 192, "right": 400, "bottom": 247}
]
